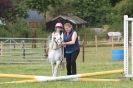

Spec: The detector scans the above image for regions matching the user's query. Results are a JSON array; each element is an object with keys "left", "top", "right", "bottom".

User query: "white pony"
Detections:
[
  {"left": 107, "top": 32, "right": 122, "bottom": 42},
  {"left": 48, "top": 32, "right": 64, "bottom": 77}
]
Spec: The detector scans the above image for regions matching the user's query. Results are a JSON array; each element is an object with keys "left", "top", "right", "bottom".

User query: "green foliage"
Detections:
[
  {"left": 25, "top": 0, "right": 62, "bottom": 26},
  {"left": 25, "top": 0, "right": 62, "bottom": 14},
  {"left": 0, "top": 18, "right": 51, "bottom": 38},
  {"left": 0, "top": 0, "right": 133, "bottom": 38},
  {"left": 48, "top": 0, "right": 75, "bottom": 17},
  {"left": 35, "top": 28, "right": 51, "bottom": 38},
  {"left": 109, "top": 0, "right": 133, "bottom": 32},
  {"left": 109, "top": 14, "right": 123, "bottom": 32},
  {"left": 0, "top": 26, "right": 11, "bottom": 37},
  {"left": 26, "top": 0, "right": 50, "bottom": 13},
  {"left": 0, "top": 0, "right": 28, "bottom": 22},
  {"left": 14, "top": 0, "right": 28, "bottom": 18},
  {"left": 109, "top": 0, "right": 122, "bottom": 6},
  {"left": 0, "top": 0, "right": 15, "bottom": 21},
  {"left": 113, "top": 0, "right": 133, "bottom": 16},
  {"left": 73, "top": 0, "right": 112, "bottom": 27},
  {"left": 0, "top": 19, "right": 32, "bottom": 38}
]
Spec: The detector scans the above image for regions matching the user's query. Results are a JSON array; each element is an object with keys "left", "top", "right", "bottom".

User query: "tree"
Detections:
[
  {"left": 0, "top": 0, "right": 15, "bottom": 21},
  {"left": 109, "top": 0, "right": 133, "bottom": 32},
  {"left": 73, "top": 0, "right": 112, "bottom": 27},
  {"left": 109, "top": 0, "right": 122, "bottom": 6},
  {"left": 0, "top": 0, "right": 28, "bottom": 22},
  {"left": 113, "top": 0, "right": 133, "bottom": 16},
  {"left": 48, "top": 0, "right": 75, "bottom": 17},
  {"left": 26, "top": 0, "right": 62, "bottom": 22},
  {"left": 14, "top": 0, "right": 28, "bottom": 18}
]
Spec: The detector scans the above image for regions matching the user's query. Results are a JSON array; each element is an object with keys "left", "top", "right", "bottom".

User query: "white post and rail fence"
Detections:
[{"left": 0, "top": 38, "right": 48, "bottom": 64}]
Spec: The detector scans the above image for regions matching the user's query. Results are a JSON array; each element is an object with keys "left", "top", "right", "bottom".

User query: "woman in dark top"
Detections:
[{"left": 62, "top": 23, "right": 80, "bottom": 75}]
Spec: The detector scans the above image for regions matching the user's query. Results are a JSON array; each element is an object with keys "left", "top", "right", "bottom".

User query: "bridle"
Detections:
[
  {"left": 52, "top": 36, "right": 63, "bottom": 50},
  {"left": 54, "top": 37, "right": 62, "bottom": 45}
]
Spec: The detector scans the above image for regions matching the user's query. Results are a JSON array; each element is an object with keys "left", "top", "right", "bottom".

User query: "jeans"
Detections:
[{"left": 65, "top": 49, "right": 80, "bottom": 75}]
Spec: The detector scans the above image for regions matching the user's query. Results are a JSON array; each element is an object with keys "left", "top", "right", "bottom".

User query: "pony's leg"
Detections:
[
  {"left": 59, "top": 64, "right": 62, "bottom": 76},
  {"left": 50, "top": 62, "right": 55, "bottom": 76},
  {"left": 59, "top": 61, "right": 65, "bottom": 76},
  {"left": 60, "top": 60, "right": 65, "bottom": 70},
  {"left": 53, "top": 61, "right": 60, "bottom": 77}
]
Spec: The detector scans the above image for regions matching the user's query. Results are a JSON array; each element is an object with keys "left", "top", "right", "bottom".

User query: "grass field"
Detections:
[{"left": 0, "top": 47, "right": 132, "bottom": 88}]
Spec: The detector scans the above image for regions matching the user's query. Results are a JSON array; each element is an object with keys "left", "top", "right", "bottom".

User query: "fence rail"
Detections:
[
  {"left": 0, "top": 38, "right": 48, "bottom": 64},
  {"left": 0, "top": 37, "right": 125, "bottom": 64}
]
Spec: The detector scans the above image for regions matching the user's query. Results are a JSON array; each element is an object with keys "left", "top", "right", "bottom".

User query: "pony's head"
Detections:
[
  {"left": 49, "top": 32, "right": 63, "bottom": 50},
  {"left": 53, "top": 35, "right": 63, "bottom": 46}
]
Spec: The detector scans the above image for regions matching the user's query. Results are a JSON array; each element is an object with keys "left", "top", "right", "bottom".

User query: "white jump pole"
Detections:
[
  {"left": 124, "top": 15, "right": 129, "bottom": 77},
  {"left": 0, "top": 69, "right": 122, "bottom": 82},
  {"left": 124, "top": 15, "right": 133, "bottom": 77},
  {"left": 34, "top": 69, "right": 122, "bottom": 82},
  {"left": 132, "top": 21, "right": 133, "bottom": 75},
  {"left": 0, "top": 78, "right": 121, "bottom": 84}
]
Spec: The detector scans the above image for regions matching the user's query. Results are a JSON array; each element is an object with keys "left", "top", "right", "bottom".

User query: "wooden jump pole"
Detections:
[
  {"left": 79, "top": 78, "right": 120, "bottom": 82},
  {"left": 0, "top": 80, "right": 37, "bottom": 84},
  {"left": 0, "top": 74, "right": 39, "bottom": 79},
  {"left": 78, "top": 69, "right": 123, "bottom": 78},
  {"left": 0, "top": 69, "right": 123, "bottom": 81}
]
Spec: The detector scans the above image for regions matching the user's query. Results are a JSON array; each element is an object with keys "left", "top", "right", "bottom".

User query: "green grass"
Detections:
[{"left": 0, "top": 47, "right": 133, "bottom": 88}]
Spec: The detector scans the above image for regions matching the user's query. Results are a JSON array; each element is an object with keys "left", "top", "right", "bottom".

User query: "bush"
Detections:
[
  {"left": 0, "top": 18, "right": 31, "bottom": 38},
  {"left": 0, "top": 26, "right": 11, "bottom": 37},
  {"left": 0, "top": 18, "right": 50, "bottom": 38}
]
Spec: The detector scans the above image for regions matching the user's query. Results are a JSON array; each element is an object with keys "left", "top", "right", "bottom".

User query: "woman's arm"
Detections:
[{"left": 64, "top": 31, "right": 77, "bottom": 45}]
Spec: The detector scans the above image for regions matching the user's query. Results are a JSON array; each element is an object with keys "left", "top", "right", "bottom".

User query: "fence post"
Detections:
[
  {"left": 0, "top": 41, "right": 3, "bottom": 56},
  {"left": 85, "top": 32, "right": 87, "bottom": 45},
  {"left": 82, "top": 39, "right": 85, "bottom": 62},
  {"left": 14, "top": 43, "right": 16, "bottom": 49},
  {"left": 44, "top": 40, "right": 48, "bottom": 56},
  {"left": 32, "top": 39, "right": 36, "bottom": 48},
  {"left": 95, "top": 35, "right": 98, "bottom": 52},
  {"left": 22, "top": 40, "right": 25, "bottom": 59},
  {"left": 32, "top": 30, "right": 37, "bottom": 48},
  {"left": 78, "top": 36, "right": 80, "bottom": 45},
  {"left": 111, "top": 36, "right": 114, "bottom": 49}
]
